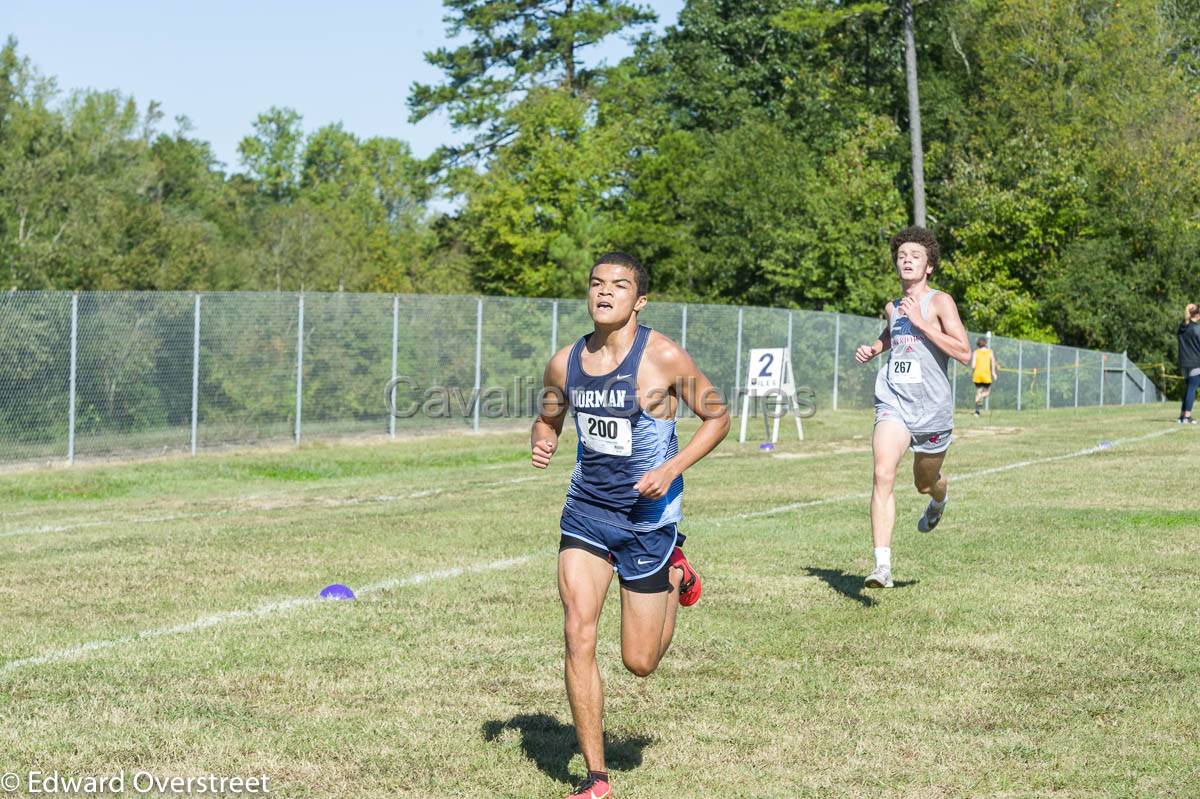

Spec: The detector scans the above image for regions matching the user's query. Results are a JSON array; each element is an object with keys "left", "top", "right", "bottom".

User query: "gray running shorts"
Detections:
[{"left": 875, "top": 403, "right": 953, "bottom": 454}]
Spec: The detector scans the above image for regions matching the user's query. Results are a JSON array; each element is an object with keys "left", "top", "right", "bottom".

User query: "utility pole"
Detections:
[{"left": 902, "top": 0, "right": 926, "bottom": 227}]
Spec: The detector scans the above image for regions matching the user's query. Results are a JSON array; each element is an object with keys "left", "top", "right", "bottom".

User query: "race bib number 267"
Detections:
[{"left": 890, "top": 357, "right": 923, "bottom": 384}]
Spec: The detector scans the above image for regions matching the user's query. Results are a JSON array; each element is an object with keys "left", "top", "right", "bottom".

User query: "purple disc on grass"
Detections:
[
  {"left": 319, "top": 583, "right": 356, "bottom": 600},
  {"left": 759, "top": 442, "right": 775, "bottom": 451}
]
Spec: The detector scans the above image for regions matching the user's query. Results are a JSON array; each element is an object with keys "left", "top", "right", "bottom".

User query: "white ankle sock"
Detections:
[
  {"left": 874, "top": 547, "right": 891, "bottom": 570},
  {"left": 930, "top": 492, "right": 947, "bottom": 510}
]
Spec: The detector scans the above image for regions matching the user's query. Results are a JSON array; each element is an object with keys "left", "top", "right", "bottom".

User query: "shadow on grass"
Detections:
[
  {"left": 482, "top": 713, "right": 653, "bottom": 785},
  {"left": 803, "top": 566, "right": 919, "bottom": 607}
]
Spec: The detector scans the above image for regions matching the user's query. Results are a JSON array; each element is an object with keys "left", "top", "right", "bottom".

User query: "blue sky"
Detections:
[{"left": 5, "top": 0, "right": 685, "bottom": 172}]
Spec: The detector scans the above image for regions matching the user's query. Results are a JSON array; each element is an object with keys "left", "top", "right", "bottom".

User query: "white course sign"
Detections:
[{"left": 739, "top": 347, "right": 804, "bottom": 443}]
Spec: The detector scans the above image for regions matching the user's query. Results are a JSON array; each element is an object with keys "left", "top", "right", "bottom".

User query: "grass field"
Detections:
[{"left": 0, "top": 405, "right": 1196, "bottom": 798}]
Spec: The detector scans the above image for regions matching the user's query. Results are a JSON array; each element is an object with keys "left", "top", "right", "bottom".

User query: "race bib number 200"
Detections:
[
  {"left": 890, "top": 357, "right": 923, "bottom": 384},
  {"left": 578, "top": 411, "right": 632, "bottom": 456}
]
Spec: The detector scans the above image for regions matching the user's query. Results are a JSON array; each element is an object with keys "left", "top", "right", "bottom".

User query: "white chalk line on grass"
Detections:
[
  {"left": 0, "top": 475, "right": 543, "bottom": 540},
  {"left": 947, "top": 426, "right": 1178, "bottom": 483},
  {"left": 0, "top": 426, "right": 1176, "bottom": 675},
  {"left": 0, "top": 513, "right": 199, "bottom": 540},
  {"left": 712, "top": 426, "right": 1179, "bottom": 524},
  {"left": 6, "top": 425, "right": 1178, "bottom": 540},
  {"left": 0, "top": 554, "right": 539, "bottom": 676}
]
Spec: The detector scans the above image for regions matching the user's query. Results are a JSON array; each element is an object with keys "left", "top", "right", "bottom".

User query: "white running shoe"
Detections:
[
  {"left": 864, "top": 566, "right": 893, "bottom": 588},
  {"left": 918, "top": 499, "right": 946, "bottom": 533}
]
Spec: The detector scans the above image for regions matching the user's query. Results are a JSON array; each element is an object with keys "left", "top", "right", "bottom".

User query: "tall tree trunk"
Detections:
[
  {"left": 902, "top": 0, "right": 926, "bottom": 227},
  {"left": 564, "top": 0, "right": 576, "bottom": 92}
]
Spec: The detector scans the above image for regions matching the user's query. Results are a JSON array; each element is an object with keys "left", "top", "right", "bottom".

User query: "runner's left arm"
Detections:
[
  {"left": 912, "top": 294, "right": 971, "bottom": 364},
  {"left": 634, "top": 342, "right": 730, "bottom": 499}
]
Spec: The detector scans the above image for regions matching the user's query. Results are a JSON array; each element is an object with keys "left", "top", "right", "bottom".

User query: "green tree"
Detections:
[
  {"left": 451, "top": 88, "right": 621, "bottom": 296},
  {"left": 411, "top": 0, "right": 658, "bottom": 294},
  {"left": 638, "top": 114, "right": 905, "bottom": 312},
  {"left": 237, "top": 106, "right": 304, "bottom": 202},
  {"left": 409, "top": 0, "right": 655, "bottom": 166},
  {"left": 937, "top": 0, "right": 1200, "bottom": 366},
  {"left": 299, "top": 124, "right": 441, "bottom": 292}
]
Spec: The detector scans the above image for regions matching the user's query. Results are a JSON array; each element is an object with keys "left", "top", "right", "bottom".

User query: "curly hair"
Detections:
[{"left": 890, "top": 226, "right": 940, "bottom": 274}]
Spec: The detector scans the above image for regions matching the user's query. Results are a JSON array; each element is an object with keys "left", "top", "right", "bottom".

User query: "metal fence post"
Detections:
[
  {"left": 1099, "top": 354, "right": 1105, "bottom": 407},
  {"left": 1017, "top": 340, "right": 1023, "bottom": 411},
  {"left": 295, "top": 293, "right": 305, "bottom": 444},
  {"left": 1074, "top": 348, "right": 1080, "bottom": 409},
  {"left": 67, "top": 293, "right": 78, "bottom": 465},
  {"left": 676, "top": 304, "right": 690, "bottom": 420},
  {"left": 832, "top": 313, "right": 841, "bottom": 411},
  {"left": 734, "top": 308, "right": 744, "bottom": 415},
  {"left": 1142, "top": 372, "right": 1147, "bottom": 404},
  {"left": 1121, "top": 351, "right": 1127, "bottom": 405},
  {"left": 472, "top": 298, "right": 483, "bottom": 433},
  {"left": 191, "top": 293, "right": 200, "bottom": 456},
  {"left": 390, "top": 295, "right": 399, "bottom": 439},
  {"left": 551, "top": 299, "right": 559, "bottom": 355},
  {"left": 1045, "top": 345, "right": 1051, "bottom": 410},
  {"left": 951, "top": 358, "right": 957, "bottom": 408}
]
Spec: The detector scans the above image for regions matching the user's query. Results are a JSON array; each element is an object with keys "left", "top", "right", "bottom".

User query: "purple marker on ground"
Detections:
[{"left": 319, "top": 583, "right": 356, "bottom": 600}]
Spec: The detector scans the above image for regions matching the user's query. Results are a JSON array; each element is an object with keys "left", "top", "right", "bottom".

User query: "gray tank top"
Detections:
[{"left": 874, "top": 289, "right": 953, "bottom": 432}]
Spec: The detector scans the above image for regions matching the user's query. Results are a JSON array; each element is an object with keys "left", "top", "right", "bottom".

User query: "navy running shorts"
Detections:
[{"left": 558, "top": 507, "right": 685, "bottom": 593}]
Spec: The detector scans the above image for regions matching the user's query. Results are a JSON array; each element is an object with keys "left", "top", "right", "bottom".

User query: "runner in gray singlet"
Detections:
[
  {"left": 854, "top": 227, "right": 971, "bottom": 588},
  {"left": 874, "top": 289, "right": 954, "bottom": 454}
]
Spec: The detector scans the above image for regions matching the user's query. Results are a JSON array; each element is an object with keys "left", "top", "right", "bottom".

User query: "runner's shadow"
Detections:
[
  {"left": 803, "top": 566, "right": 919, "bottom": 607},
  {"left": 482, "top": 713, "right": 652, "bottom": 785}
]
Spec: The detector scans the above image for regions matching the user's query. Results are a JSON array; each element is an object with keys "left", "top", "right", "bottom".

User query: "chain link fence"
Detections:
[{"left": 0, "top": 291, "right": 1166, "bottom": 466}]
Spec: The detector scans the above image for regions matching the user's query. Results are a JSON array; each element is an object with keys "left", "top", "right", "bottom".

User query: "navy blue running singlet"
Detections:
[{"left": 563, "top": 325, "right": 683, "bottom": 531}]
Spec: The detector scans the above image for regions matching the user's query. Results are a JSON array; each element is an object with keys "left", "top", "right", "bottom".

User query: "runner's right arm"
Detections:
[
  {"left": 531, "top": 346, "right": 572, "bottom": 469},
  {"left": 855, "top": 304, "right": 892, "bottom": 363}
]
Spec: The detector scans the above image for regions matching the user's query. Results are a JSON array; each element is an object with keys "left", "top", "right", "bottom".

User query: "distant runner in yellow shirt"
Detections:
[{"left": 970, "top": 338, "right": 998, "bottom": 416}]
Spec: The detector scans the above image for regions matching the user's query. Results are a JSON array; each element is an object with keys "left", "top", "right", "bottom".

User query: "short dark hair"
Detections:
[
  {"left": 590, "top": 251, "right": 648, "bottom": 297},
  {"left": 977, "top": 337, "right": 988, "bottom": 348},
  {"left": 890, "top": 226, "right": 940, "bottom": 273}
]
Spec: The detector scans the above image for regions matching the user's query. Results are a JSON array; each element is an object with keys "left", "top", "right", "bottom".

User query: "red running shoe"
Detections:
[
  {"left": 669, "top": 546, "right": 702, "bottom": 606},
  {"left": 567, "top": 775, "right": 611, "bottom": 798}
]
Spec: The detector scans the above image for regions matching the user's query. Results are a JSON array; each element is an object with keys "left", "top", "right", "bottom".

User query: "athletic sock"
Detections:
[
  {"left": 930, "top": 491, "right": 947, "bottom": 510},
  {"left": 587, "top": 771, "right": 609, "bottom": 784},
  {"left": 873, "top": 547, "right": 891, "bottom": 570}
]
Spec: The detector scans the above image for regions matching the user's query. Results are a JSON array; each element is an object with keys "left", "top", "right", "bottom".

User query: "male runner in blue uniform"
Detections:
[{"left": 532, "top": 252, "right": 729, "bottom": 799}]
